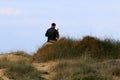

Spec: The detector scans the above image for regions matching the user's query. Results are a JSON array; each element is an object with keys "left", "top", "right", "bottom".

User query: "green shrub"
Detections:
[
  {"left": 70, "top": 66, "right": 112, "bottom": 80},
  {"left": 50, "top": 57, "right": 116, "bottom": 80},
  {"left": 71, "top": 73, "right": 112, "bottom": 80},
  {"left": 5, "top": 59, "right": 46, "bottom": 80}
]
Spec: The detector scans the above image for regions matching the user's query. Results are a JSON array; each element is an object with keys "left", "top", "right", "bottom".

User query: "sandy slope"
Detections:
[
  {"left": 0, "top": 69, "right": 9, "bottom": 80},
  {"left": 0, "top": 54, "right": 28, "bottom": 61},
  {"left": 1, "top": 54, "right": 120, "bottom": 80},
  {"left": 33, "top": 61, "right": 58, "bottom": 80},
  {"left": 0, "top": 54, "right": 56, "bottom": 80},
  {"left": 0, "top": 54, "right": 27, "bottom": 80}
]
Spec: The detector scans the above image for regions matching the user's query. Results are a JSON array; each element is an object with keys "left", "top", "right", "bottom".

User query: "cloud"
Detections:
[{"left": 0, "top": 8, "right": 26, "bottom": 15}]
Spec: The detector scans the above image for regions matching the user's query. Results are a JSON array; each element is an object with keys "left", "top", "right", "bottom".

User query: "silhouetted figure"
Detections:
[{"left": 45, "top": 23, "right": 59, "bottom": 42}]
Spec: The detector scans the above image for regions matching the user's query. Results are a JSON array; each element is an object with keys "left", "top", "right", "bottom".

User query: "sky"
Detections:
[{"left": 0, "top": 0, "right": 120, "bottom": 53}]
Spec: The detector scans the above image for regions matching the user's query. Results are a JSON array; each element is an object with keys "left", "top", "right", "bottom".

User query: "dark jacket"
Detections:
[{"left": 45, "top": 28, "right": 59, "bottom": 42}]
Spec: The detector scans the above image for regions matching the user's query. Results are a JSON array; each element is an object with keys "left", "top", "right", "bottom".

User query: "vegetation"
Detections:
[
  {"left": 0, "top": 56, "right": 10, "bottom": 69},
  {"left": 6, "top": 50, "right": 31, "bottom": 58},
  {"left": 5, "top": 59, "right": 46, "bottom": 80},
  {"left": 0, "top": 51, "right": 46, "bottom": 80},
  {"left": 50, "top": 58, "right": 116, "bottom": 80},
  {"left": 29, "top": 36, "right": 120, "bottom": 80},
  {"left": 1, "top": 36, "right": 120, "bottom": 80},
  {"left": 31, "top": 36, "right": 120, "bottom": 62},
  {"left": 0, "top": 77, "right": 4, "bottom": 80}
]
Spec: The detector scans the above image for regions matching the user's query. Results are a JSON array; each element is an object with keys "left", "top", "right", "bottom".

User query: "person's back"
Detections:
[{"left": 45, "top": 23, "right": 59, "bottom": 42}]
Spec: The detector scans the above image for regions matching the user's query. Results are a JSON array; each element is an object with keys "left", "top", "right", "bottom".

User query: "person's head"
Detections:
[{"left": 51, "top": 23, "right": 56, "bottom": 28}]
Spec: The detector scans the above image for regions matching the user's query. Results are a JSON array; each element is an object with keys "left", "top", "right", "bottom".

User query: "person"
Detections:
[{"left": 45, "top": 23, "right": 59, "bottom": 42}]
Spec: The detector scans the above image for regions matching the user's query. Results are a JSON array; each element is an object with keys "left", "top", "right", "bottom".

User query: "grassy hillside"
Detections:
[
  {"left": 50, "top": 58, "right": 120, "bottom": 80},
  {"left": 31, "top": 36, "right": 120, "bottom": 62},
  {"left": 1, "top": 36, "right": 120, "bottom": 80},
  {"left": 30, "top": 36, "right": 120, "bottom": 80},
  {"left": 0, "top": 51, "right": 47, "bottom": 80}
]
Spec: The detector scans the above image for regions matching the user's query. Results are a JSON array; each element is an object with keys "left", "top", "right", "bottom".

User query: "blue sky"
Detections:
[{"left": 0, "top": 0, "right": 120, "bottom": 53}]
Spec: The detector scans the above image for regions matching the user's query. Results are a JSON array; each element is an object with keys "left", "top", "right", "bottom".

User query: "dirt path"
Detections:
[
  {"left": 33, "top": 61, "right": 57, "bottom": 80},
  {"left": 0, "top": 69, "right": 9, "bottom": 80},
  {"left": 0, "top": 62, "right": 56, "bottom": 80}
]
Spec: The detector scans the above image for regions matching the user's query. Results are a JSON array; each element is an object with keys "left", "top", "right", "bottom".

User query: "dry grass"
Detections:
[
  {"left": 0, "top": 52, "right": 46, "bottom": 80},
  {"left": 31, "top": 36, "right": 120, "bottom": 62},
  {"left": 0, "top": 56, "right": 10, "bottom": 69},
  {"left": 1, "top": 36, "right": 120, "bottom": 80},
  {"left": 30, "top": 36, "right": 120, "bottom": 80},
  {"left": 5, "top": 59, "right": 45, "bottom": 80},
  {"left": 49, "top": 57, "right": 120, "bottom": 80}
]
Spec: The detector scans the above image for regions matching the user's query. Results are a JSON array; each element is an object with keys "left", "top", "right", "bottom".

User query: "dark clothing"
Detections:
[{"left": 45, "top": 28, "right": 59, "bottom": 42}]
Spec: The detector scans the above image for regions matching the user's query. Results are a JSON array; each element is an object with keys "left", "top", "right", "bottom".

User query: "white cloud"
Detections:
[{"left": 0, "top": 8, "right": 26, "bottom": 15}]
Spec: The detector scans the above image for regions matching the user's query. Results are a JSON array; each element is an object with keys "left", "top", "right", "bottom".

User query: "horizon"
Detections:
[{"left": 0, "top": 0, "right": 120, "bottom": 53}]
